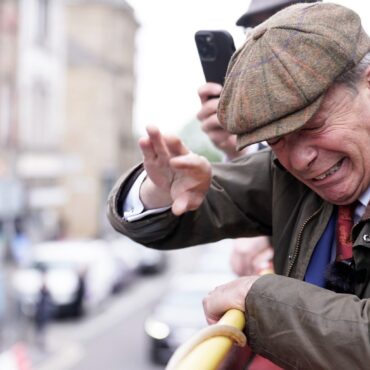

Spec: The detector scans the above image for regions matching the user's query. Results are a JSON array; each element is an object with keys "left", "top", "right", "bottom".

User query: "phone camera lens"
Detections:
[{"left": 197, "top": 34, "right": 216, "bottom": 60}]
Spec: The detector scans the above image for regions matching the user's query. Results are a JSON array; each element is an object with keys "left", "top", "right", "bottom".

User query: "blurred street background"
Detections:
[{"left": 0, "top": 1, "right": 369, "bottom": 370}]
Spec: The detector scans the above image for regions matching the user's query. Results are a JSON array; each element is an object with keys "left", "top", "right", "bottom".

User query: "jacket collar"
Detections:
[{"left": 272, "top": 152, "right": 287, "bottom": 172}]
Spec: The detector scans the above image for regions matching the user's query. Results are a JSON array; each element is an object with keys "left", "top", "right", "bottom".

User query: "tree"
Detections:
[{"left": 178, "top": 119, "right": 222, "bottom": 162}]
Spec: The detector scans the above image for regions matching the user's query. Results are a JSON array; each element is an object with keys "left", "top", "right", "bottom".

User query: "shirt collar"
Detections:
[
  {"left": 354, "top": 186, "right": 370, "bottom": 222},
  {"left": 359, "top": 186, "right": 370, "bottom": 208}
]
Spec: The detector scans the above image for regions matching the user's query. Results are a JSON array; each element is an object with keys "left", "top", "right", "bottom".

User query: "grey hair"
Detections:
[{"left": 334, "top": 51, "right": 370, "bottom": 93}]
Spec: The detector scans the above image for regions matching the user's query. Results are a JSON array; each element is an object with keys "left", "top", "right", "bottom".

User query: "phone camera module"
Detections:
[{"left": 196, "top": 34, "right": 217, "bottom": 61}]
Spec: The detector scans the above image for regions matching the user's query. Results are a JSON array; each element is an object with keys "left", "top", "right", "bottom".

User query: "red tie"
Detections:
[{"left": 336, "top": 204, "right": 355, "bottom": 261}]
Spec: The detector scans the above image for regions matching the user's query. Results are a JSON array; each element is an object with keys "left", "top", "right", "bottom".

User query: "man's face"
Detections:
[{"left": 268, "top": 79, "right": 370, "bottom": 205}]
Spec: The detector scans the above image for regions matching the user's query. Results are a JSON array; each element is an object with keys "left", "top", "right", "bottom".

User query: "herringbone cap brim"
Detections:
[{"left": 218, "top": 3, "right": 370, "bottom": 150}]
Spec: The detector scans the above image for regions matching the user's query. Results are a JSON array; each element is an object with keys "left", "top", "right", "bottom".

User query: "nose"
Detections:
[{"left": 285, "top": 135, "right": 318, "bottom": 172}]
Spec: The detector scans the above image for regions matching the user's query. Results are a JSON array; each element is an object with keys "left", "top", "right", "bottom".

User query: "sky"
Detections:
[{"left": 126, "top": 0, "right": 370, "bottom": 136}]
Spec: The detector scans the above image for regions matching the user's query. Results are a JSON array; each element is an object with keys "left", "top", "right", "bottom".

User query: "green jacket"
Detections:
[{"left": 107, "top": 149, "right": 370, "bottom": 369}]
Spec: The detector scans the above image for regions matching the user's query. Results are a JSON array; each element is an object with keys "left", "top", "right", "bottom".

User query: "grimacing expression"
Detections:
[{"left": 268, "top": 75, "right": 370, "bottom": 205}]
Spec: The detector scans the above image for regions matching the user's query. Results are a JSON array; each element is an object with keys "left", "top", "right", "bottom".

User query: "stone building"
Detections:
[
  {"left": 62, "top": 0, "right": 138, "bottom": 237},
  {"left": 0, "top": 0, "right": 27, "bottom": 257},
  {"left": 15, "top": 0, "right": 66, "bottom": 243},
  {"left": 0, "top": 0, "right": 138, "bottom": 243}
]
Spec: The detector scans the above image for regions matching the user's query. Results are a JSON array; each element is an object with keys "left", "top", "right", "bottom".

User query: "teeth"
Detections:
[{"left": 314, "top": 161, "right": 342, "bottom": 180}]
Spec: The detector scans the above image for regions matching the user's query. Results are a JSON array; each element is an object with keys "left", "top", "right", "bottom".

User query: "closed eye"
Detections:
[
  {"left": 303, "top": 126, "right": 321, "bottom": 131},
  {"left": 267, "top": 136, "right": 282, "bottom": 146}
]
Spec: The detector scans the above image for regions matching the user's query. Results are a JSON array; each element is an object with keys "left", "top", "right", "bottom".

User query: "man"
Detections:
[
  {"left": 108, "top": 3, "right": 370, "bottom": 368},
  {"left": 199, "top": 1, "right": 322, "bottom": 277},
  {"left": 197, "top": 82, "right": 274, "bottom": 277}
]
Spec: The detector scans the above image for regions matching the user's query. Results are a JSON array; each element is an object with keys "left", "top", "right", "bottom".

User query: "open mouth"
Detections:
[{"left": 313, "top": 159, "right": 344, "bottom": 181}]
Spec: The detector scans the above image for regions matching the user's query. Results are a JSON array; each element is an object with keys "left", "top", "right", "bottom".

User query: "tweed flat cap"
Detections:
[
  {"left": 236, "top": 0, "right": 320, "bottom": 28},
  {"left": 218, "top": 2, "right": 370, "bottom": 150}
]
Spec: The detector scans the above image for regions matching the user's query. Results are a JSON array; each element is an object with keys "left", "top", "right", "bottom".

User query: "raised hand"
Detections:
[{"left": 139, "top": 126, "right": 212, "bottom": 216}]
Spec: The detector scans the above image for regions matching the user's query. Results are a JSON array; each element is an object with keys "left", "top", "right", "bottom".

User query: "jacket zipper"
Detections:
[{"left": 287, "top": 204, "right": 324, "bottom": 277}]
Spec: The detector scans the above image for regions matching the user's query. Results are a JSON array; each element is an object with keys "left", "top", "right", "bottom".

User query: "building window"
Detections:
[{"left": 36, "top": 0, "right": 49, "bottom": 46}]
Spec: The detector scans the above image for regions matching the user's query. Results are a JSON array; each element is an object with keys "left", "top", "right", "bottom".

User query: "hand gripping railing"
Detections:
[
  {"left": 165, "top": 268, "right": 274, "bottom": 370},
  {"left": 165, "top": 308, "right": 246, "bottom": 370}
]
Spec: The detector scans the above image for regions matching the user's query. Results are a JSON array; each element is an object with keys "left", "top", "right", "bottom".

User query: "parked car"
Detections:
[
  {"left": 12, "top": 239, "right": 134, "bottom": 317},
  {"left": 144, "top": 272, "right": 235, "bottom": 365},
  {"left": 110, "top": 236, "right": 167, "bottom": 274},
  {"left": 13, "top": 265, "right": 81, "bottom": 317}
]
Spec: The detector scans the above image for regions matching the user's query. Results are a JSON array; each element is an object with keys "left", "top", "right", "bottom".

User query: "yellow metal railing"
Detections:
[
  {"left": 166, "top": 268, "right": 274, "bottom": 370},
  {"left": 166, "top": 309, "right": 246, "bottom": 370}
]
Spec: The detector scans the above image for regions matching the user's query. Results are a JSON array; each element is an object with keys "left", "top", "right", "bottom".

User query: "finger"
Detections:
[
  {"left": 237, "top": 254, "right": 252, "bottom": 276},
  {"left": 202, "top": 295, "right": 222, "bottom": 325},
  {"left": 201, "top": 113, "right": 223, "bottom": 134},
  {"left": 202, "top": 115, "right": 222, "bottom": 130},
  {"left": 202, "top": 125, "right": 232, "bottom": 149},
  {"left": 198, "top": 83, "right": 223, "bottom": 104},
  {"left": 197, "top": 98, "right": 219, "bottom": 121},
  {"left": 145, "top": 126, "right": 170, "bottom": 158},
  {"left": 138, "top": 136, "right": 156, "bottom": 161},
  {"left": 164, "top": 135, "right": 189, "bottom": 157},
  {"left": 170, "top": 155, "right": 210, "bottom": 177},
  {"left": 252, "top": 248, "right": 274, "bottom": 272}
]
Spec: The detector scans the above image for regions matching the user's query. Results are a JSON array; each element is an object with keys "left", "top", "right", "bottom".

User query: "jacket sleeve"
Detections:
[
  {"left": 245, "top": 274, "right": 370, "bottom": 370},
  {"left": 107, "top": 150, "right": 274, "bottom": 250}
]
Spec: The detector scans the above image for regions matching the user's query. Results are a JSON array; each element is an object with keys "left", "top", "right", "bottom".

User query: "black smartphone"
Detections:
[{"left": 195, "top": 30, "right": 236, "bottom": 86}]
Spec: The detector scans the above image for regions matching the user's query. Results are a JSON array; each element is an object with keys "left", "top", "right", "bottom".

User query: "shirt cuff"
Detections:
[{"left": 123, "top": 171, "right": 171, "bottom": 221}]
